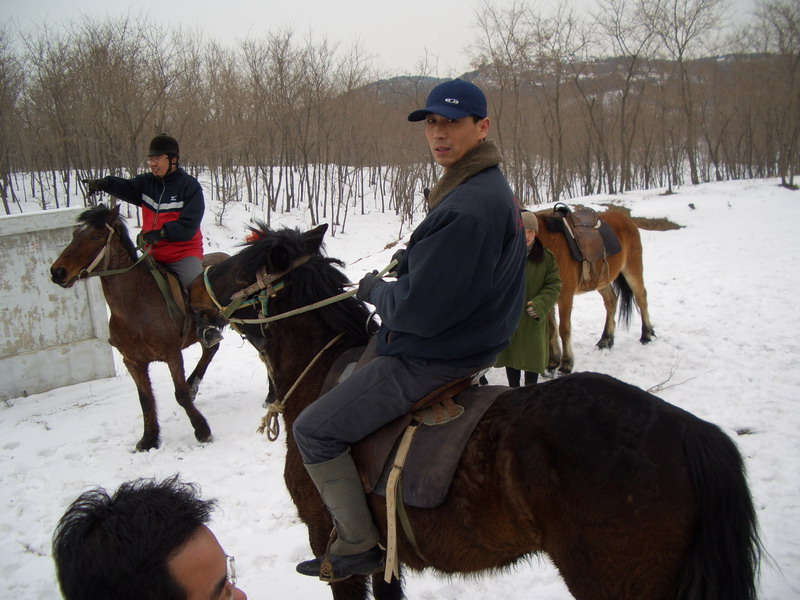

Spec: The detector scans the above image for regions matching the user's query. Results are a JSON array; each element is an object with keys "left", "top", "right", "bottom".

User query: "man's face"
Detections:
[
  {"left": 167, "top": 525, "right": 247, "bottom": 600},
  {"left": 147, "top": 154, "right": 174, "bottom": 178},
  {"left": 424, "top": 114, "right": 490, "bottom": 171}
]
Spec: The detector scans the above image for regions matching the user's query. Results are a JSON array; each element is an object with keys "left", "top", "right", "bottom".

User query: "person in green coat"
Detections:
[{"left": 494, "top": 211, "right": 562, "bottom": 386}]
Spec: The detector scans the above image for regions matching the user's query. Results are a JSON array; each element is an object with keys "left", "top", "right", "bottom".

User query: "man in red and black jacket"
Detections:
[{"left": 83, "top": 134, "right": 223, "bottom": 347}]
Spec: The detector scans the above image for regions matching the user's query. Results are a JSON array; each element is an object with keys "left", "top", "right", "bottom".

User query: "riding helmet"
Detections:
[{"left": 147, "top": 134, "right": 180, "bottom": 157}]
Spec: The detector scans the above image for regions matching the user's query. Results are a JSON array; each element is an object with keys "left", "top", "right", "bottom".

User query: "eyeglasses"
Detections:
[
  {"left": 146, "top": 155, "right": 166, "bottom": 164},
  {"left": 225, "top": 555, "right": 237, "bottom": 600}
]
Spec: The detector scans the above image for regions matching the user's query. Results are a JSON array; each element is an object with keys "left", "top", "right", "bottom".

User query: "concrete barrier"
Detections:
[{"left": 0, "top": 208, "right": 115, "bottom": 401}]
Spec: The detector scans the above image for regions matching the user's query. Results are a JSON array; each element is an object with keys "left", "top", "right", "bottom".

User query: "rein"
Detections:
[
  {"left": 245, "top": 258, "right": 398, "bottom": 442},
  {"left": 256, "top": 332, "right": 345, "bottom": 441},
  {"left": 205, "top": 257, "right": 397, "bottom": 326}
]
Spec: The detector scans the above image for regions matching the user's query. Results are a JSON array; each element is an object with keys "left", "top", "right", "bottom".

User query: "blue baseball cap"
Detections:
[{"left": 408, "top": 79, "right": 488, "bottom": 122}]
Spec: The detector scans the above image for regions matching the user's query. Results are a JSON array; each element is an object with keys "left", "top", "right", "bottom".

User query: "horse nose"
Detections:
[{"left": 51, "top": 266, "right": 66, "bottom": 283}]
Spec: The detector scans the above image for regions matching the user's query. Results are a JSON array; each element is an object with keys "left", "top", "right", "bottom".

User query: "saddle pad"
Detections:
[{"left": 352, "top": 385, "right": 505, "bottom": 509}]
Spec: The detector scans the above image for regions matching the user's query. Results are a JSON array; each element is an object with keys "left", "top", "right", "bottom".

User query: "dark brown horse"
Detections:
[
  {"left": 198, "top": 223, "right": 761, "bottom": 600},
  {"left": 50, "top": 204, "right": 227, "bottom": 451},
  {"left": 536, "top": 207, "right": 655, "bottom": 374}
]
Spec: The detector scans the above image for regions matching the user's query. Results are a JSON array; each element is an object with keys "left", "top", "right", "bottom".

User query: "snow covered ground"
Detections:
[{"left": 2, "top": 178, "right": 798, "bottom": 598}]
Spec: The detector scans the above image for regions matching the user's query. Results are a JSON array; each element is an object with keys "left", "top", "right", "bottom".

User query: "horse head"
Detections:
[
  {"left": 50, "top": 204, "right": 136, "bottom": 287},
  {"left": 190, "top": 222, "right": 376, "bottom": 353}
]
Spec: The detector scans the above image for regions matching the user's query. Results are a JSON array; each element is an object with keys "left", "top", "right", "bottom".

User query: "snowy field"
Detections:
[{"left": 1, "top": 178, "right": 798, "bottom": 598}]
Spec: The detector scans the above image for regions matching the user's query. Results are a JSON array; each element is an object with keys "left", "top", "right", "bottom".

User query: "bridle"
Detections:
[
  {"left": 76, "top": 223, "right": 151, "bottom": 280},
  {"left": 204, "top": 256, "right": 397, "bottom": 442},
  {"left": 201, "top": 255, "right": 366, "bottom": 326}
]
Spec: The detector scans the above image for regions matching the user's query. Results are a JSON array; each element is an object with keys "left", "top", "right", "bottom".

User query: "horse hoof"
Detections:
[
  {"left": 135, "top": 438, "right": 160, "bottom": 452},
  {"left": 195, "top": 430, "right": 213, "bottom": 444},
  {"left": 596, "top": 338, "right": 614, "bottom": 350}
]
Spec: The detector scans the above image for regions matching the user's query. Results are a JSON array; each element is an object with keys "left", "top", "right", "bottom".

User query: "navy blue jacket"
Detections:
[{"left": 370, "top": 165, "right": 526, "bottom": 367}]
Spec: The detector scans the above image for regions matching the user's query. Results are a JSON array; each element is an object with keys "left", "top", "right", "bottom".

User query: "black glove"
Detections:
[
  {"left": 356, "top": 270, "right": 381, "bottom": 303},
  {"left": 391, "top": 248, "right": 406, "bottom": 266},
  {"left": 82, "top": 178, "right": 109, "bottom": 195},
  {"left": 142, "top": 228, "right": 166, "bottom": 246}
]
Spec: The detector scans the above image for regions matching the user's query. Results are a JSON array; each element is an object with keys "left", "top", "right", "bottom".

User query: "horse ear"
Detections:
[
  {"left": 304, "top": 224, "right": 328, "bottom": 254},
  {"left": 109, "top": 204, "right": 121, "bottom": 219}
]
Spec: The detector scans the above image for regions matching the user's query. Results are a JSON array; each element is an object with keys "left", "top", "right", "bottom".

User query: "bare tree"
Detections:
[
  {"left": 592, "top": 0, "right": 656, "bottom": 191},
  {"left": 0, "top": 28, "right": 24, "bottom": 214},
  {"left": 752, "top": 0, "right": 800, "bottom": 186},
  {"left": 639, "top": 0, "right": 730, "bottom": 185},
  {"left": 528, "top": 4, "right": 590, "bottom": 203}
]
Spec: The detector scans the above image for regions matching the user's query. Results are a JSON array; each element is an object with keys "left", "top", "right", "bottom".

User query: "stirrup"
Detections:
[
  {"left": 297, "top": 532, "right": 384, "bottom": 582},
  {"left": 200, "top": 327, "right": 223, "bottom": 348},
  {"left": 295, "top": 545, "right": 384, "bottom": 583}
]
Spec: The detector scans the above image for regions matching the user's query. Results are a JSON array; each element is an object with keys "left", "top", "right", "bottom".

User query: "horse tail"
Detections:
[
  {"left": 612, "top": 273, "right": 634, "bottom": 329},
  {"left": 677, "top": 420, "right": 762, "bottom": 600}
]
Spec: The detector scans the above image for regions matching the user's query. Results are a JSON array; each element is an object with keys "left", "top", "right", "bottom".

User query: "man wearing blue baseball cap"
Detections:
[
  {"left": 407, "top": 78, "right": 490, "bottom": 170},
  {"left": 293, "top": 79, "right": 526, "bottom": 583}
]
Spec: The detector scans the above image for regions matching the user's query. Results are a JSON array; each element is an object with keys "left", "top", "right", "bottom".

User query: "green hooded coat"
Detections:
[{"left": 494, "top": 244, "right": 561, "bottom": 374}]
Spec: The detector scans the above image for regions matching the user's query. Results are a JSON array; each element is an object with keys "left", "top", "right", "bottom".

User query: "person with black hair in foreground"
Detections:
[{"left": 52, "top": 475, "right": 247, "bottom": 600}]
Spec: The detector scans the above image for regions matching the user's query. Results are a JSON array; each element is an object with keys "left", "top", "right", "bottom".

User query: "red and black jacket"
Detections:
[{"left": 103, "top": 168, "right": 204, "bottom": 264}]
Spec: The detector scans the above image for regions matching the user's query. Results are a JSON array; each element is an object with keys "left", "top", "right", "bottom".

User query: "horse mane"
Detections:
[
  {"left": 78, "top": 204, "right": 138, "bottom": 262},
  {"left": 240, "top": 223, "right": 378, "bottom": 344}
]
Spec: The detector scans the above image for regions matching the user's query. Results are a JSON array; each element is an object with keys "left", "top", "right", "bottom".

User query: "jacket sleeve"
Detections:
[
  {"left": 102, "top": 175, "right": 144, "bottom": 206},
  {"left": 163, "top": 179, "right": 204, "bottom": 242},
  {"left": 528, "top": 251, "right": 562, "bottom": 321},
  {"left": 370, "top": 209, "right": 497, "bottom": 338}
]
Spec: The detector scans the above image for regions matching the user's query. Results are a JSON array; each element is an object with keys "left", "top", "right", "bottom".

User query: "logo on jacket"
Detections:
[{"left": 170, "top": 195, "right": 178, "bottom": 203}]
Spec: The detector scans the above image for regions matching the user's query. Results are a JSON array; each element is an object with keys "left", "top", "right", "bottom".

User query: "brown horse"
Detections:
[
  {"left": 50, "top": 204, "right": 227, "bottom": 451},
  {"left": 536, "top": 207, "right": 655, "bottom": 374},
  {"left": 199, "top": 223, "right": 761, "bottom": 600}
]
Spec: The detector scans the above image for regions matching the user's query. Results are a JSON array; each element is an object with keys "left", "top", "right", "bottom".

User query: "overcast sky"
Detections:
[{"left": 7, "top": 0, "right": 759, "bottom": 76}]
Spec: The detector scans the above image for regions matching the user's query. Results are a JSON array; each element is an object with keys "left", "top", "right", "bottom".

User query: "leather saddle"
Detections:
[
  {"left": 318, "top": 339, "right": 505, "bottom": 509},
  {"left": 545, "top": 203, "right": 622, "bottom": 290}
]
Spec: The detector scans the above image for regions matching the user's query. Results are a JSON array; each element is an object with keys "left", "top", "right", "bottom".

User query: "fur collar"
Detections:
[{"left": 427, "top": 140, "right": 503, "bottom": 210}]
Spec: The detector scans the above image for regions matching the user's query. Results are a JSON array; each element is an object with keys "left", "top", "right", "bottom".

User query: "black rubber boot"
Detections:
[{"left": 296, "top": 451, "right": 383, "bottom": 581}]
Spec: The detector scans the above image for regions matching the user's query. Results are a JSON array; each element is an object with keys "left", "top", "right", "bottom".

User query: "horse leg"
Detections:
[
  {"left": 546, "top": 308, "right": 561, "bottom": 374},
  {"left": 596, "top": 285, "right": 618, "bottom": 349},
  {"left": 123, "top": 357, "right": 160, "bottom": 451},
  {"left": 622, "top": 254, "right": 655, "bottom": 344},
  {"left": 371, "top": 572, "right": 404, "bottom": 600},
  {"left": 550, "top": 530, "right": 686, "bottom": 600},
  {"left": 557, "top": 295, "right": 575, "bottom": 374},
  {"left": 165, "top": 353, "right": 212, "bottom": 443},
  {"left": 186, "top": 344, "right": 220, "bottom": 400}
]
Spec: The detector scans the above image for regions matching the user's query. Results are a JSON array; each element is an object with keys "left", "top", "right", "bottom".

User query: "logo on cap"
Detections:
[{"left": 445, "top": 98, "right": 459, "bottom": 104}]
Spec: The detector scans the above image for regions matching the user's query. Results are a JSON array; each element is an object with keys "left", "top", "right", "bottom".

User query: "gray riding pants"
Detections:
[
  {"left": 164, "top": 255, "right": 203, "bottom": 291},
  {"left": 293, "top": 355, "right": 483, "bottom": 465}
]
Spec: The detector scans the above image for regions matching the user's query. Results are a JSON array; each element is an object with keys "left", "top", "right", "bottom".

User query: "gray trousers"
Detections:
[
  {"left": 163, "top": 255, "right": 203, "bottom": 291},
  {"left": 293, "top": 355, "right": 483, "bottom": 464}
]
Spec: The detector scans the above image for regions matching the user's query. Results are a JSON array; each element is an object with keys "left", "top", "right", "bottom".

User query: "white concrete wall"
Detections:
[{"left": 0, "top": 208, "right": 115, "bottom": 401}]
